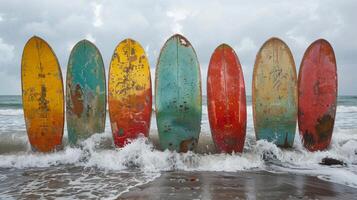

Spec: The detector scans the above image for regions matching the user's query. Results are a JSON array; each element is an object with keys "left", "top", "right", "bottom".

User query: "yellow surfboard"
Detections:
[
  {"left": 108, "top": 38, "right": 152, "bottom": 147},
  {"left": 21, "top": 36, "right": 64, "bottom": 152},
  {"left": 252, "top": 37, "right": 297, "bottom": 147}
]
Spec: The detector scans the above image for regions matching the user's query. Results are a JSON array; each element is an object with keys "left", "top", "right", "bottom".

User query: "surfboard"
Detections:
[
  {"left": 155, "top": 34, "right": 202, "bottom": 152},
  {"left": 21, "top": 36, "right": 64, "bottom": 152},
  {"left": 298, "top": 39, "right": 337, "bottom": 151},
  {"left": 207, "top": 44, "right": 246, "bottom": 153},
  {"left": 66, "top": 40, "right": 106, "bottom": 145},
  {"left": 252, "top": 37, "right": 297, "bottom": 147},
  {"left": 108, "top": 39, "right": 152, "bottom": 147}
]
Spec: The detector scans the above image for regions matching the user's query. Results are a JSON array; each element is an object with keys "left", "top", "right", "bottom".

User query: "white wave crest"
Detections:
[
  {"left": 0, "top": 109, "right": 23, "bottom": 116},
  {"left": 337, "top": 106, "right": 357, "bottom": 113}
]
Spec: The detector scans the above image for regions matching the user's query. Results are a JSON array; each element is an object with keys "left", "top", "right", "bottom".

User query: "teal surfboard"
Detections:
[
  {"left": 155, "top": 34, "right": 202, "bottom": 152},
  {"left": 66, "top": 40, "right": 106, "bottom": 145}
]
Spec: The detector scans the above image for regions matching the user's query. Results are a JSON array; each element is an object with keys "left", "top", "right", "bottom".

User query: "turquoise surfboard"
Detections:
[
  {"left": 66, "top": 40, "right": 106, "bottom": 144},
  {"left": 155, "top": 34, "right": 202, "bottom": 152}
]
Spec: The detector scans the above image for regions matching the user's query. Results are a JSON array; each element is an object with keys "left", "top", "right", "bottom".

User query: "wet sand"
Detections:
[{"left": 119, "top": 171, "right": 357, "bottom": 200}]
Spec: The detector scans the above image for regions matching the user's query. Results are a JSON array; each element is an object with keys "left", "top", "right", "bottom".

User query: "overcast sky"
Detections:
[{"left": 0, "top": 0, "right": 356, "bottom": 95}]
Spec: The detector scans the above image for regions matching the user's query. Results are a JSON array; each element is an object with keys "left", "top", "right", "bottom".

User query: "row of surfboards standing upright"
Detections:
[{"left": 21, "top": 34, "right": 337, "bottom": 153}]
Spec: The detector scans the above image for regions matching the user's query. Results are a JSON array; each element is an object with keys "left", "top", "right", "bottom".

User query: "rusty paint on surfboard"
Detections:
[
  {"left": 108, "top": 39, "right": 152, "bottom": 147},
  {"left": 207, "top": 44, "right": 247, "bottom": 153},
  {"left": 298, "top": 39, "right": 337, "bottom": 151},
  {"left": 155, "top": 34, "right": 202, "bottom": 152},
  {"left": 252, "top": 37, "right": 298, "bottom": 148},
  {"left": 21, "top": 36, "right": 64, "bottom": 152},
  {"left": 66, "top": 40, "right": 106, "bottom": 145}
]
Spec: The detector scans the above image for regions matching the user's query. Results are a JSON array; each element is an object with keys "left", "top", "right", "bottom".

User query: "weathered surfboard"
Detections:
[
  {"left": 298, "top": 39, "right": 337, "bottom": 151},
  {"left": 207, "top": 44, "right": 246, "bottom": 153},
  {"left": 252, "top": 37, "right": 297, "bottom": 147},
  {"left": 21, "top": 36, "right": 64, "bottom": 152},
  {"left": 108, "top": 39, "right": 152, "bottom": 147},
  {"left": 155, "top": 34, "right": 202, "bottom": 152},
  {"left": 66, "top": 40, "right": 106, "bottom": 145}
]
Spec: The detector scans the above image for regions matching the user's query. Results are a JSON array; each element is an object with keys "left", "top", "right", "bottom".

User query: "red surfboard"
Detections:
[
  {"left": 298, "top": 39, "right": 337, "bottom": 151},
  {"left": 207, "top": 44, "right": 247, "bottom": 153}
]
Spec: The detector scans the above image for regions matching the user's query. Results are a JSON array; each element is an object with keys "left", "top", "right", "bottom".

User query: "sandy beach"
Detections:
[{"left": 119, "top": 171, "right": 357, "bottom": 200}]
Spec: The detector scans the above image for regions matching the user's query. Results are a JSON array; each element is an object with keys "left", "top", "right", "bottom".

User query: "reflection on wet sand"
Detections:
[{"left": 119, "top": 171, "right": 356, "bottom": 200}]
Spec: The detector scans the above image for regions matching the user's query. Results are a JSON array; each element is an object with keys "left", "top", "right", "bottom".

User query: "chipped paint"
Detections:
[
  {"left": 179, "top": 138, "right": 198, "bottom": 152},
  {"left": 252, "top": 37, "right": 298, "bottom": 148},
  {"left": 298, "top": 39, "right": 337, "bottom": 151},
  {"left": 207, "top": 44, "right": 247, "bottom": 153},
  {"left": 155, "top": 34, "right": 202, "bottom": 152},
  {"left": 66, "top": 40, "right": 106, "bottom": 145},
  {"left": 21, "top": 36, "right": 64, "bottom": 152},
  {"left": 70, "top": 84, "right": 84, "bottom": 118},
  {"left": 108, "top": 39, "right": 152, "bottom": 147}
]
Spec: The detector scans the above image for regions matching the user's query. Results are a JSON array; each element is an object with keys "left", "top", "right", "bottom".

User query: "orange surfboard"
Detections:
[{"left": 21, "top": 36, "right": 64, "bottom": 152}]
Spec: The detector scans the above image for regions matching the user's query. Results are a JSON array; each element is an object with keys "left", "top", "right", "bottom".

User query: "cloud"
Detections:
[
  {"left": 0, "top": 0, "right": 356, "bottom": 95},
  {"left": 85, "top": 34, "right": 96, "bottom": 43},
  {"left": 0, "top": 38, "right": 14, "bottom": 65},
  {"left": 92, "top": 2, "right": 103, "bottom": 27},
  {"left": 166, "top": 9, "right": 192, "bottom": 34},
  {"left": 236, "top": 38, "right": 256, "bottom": 54},
  {"left": 286, "top": 31, "right": 309, "bottom": 50}
]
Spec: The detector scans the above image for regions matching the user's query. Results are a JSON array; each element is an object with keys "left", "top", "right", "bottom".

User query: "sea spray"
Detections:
[{"left": 0, "top": 96, "right": 357, "bottom": 190}]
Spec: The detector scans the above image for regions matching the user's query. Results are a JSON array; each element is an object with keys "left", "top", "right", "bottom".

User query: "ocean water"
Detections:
[{"left": 0, "top": 95, "right": 356, "bottom": 198}]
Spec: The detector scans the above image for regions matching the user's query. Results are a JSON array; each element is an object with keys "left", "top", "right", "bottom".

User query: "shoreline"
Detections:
[{"left": 119, "top": 170, "right": 357, "bottom": 199}]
